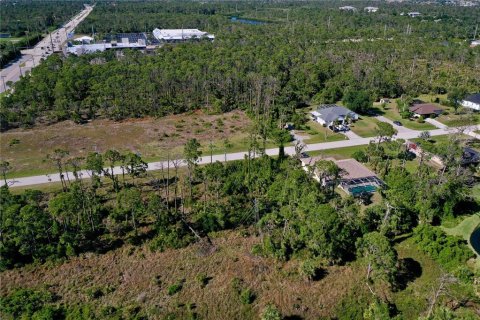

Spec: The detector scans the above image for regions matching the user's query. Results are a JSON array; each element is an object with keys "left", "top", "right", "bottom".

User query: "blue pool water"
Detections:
[
  {"left": 348, "top": 185, "right": 377, "bottom": 195},
  {"left": 230, "top": 17, "right": 266, "bottom": 25},
  {"left": 470, "top": 227, "right": 480, "bottom": 256}
]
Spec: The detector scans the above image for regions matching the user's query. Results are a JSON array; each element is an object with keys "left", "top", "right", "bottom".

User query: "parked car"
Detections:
[{"left": 393, "top": 121, "right": 402, "bottom": 126}]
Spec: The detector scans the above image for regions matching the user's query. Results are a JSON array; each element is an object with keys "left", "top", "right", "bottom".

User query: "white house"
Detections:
[
  {"left": 310, "top": 105, "right": 359, "bottom": 128},
  {"left": 461, "top": 93, "right": 480, "bottom": 111},
  {"left": 407, "top": 12, "right": 421, "bottom": 17},
  {"left": 470, "top": 40, "right": 480, "bottom": 48}
]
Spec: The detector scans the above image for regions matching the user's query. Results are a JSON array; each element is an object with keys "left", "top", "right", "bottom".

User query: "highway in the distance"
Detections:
[{"left": 0, "top": 5, "right": 93, "bottom": 93}]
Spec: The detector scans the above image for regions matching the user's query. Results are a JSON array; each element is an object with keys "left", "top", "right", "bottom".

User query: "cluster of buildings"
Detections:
[
  {"left": 65, "top": 28, "right": 214, "bottom": 56},
  {"left": 339, "top": 6, "right": 379, "bottom": 12},
  {"left": 338, "top": 6, "right": 425, "bottom": 17}
]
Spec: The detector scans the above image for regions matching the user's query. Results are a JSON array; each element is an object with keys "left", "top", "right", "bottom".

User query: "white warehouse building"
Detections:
[{"left": 152, "top": 28, "right": 215, "bottom": 42}]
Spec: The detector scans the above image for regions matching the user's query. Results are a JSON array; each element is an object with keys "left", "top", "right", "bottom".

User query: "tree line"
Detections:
[{"left": 1, "top": 1, "right": 479, "bottom": 130}]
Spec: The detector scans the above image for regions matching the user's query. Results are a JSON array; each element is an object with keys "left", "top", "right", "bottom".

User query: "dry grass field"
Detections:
[
  {"left": 1, "top": 230, "right": 364, "bottom": 320},
  {"left": 1, "top": 227, "right": 463, "bottom": 319},
  {"left": 0, "top": 110, "right": 253, "bottom": 178}
]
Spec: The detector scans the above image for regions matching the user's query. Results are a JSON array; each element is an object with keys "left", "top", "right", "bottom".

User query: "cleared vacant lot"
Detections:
[{"left": 0, "top": 110, "right": 253, "bottom": 178}]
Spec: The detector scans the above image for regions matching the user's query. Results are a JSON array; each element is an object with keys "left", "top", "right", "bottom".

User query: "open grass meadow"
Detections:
[{"left": 0, "top": 110, "right": 255, "bottom": 178}]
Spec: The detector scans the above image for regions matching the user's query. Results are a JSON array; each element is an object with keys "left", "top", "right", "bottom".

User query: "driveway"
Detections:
[
  {"left": 375, "top": 115, "right": 417, "bottom": 135},
  {"left": 342, "top": 130, "right": 362, "bottom": 140},
  {"left": 425, "top": 118, "right": 448, "bottom": 129}
]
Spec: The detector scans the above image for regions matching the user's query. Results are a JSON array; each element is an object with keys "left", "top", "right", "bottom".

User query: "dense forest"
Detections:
[
  {"left": 1, "top": 131, "right": 478, "bottom": 318},
  {"left": 1, "top": 1, "right": 479, "bottom": 130},
  {"left": 0, "top": 0, "right": 85, "bottom": 36}
]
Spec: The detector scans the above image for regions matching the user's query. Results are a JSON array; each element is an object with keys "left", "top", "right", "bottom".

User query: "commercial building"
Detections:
[
  {"left": 152, "top": 28, "right": 215, "bottom": 42},
  {"left": 364, "top": 7, "right": 379, "bottom": 13},
  {"left": 339, "top": 6, "right": 357, "bottom": 12},
  {"left": 407, "top": 12, "right": 421, "bottom": 17},
  {"left": 66, "top": 33, "right": 148, "bottom": 55}
]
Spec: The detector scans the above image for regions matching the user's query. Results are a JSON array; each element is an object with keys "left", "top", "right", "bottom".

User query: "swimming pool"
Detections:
[{"left": 348, "top": 184, "right": 377, "bottom": 195}]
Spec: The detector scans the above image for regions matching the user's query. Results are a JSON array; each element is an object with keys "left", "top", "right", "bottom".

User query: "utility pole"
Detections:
[
  {"left": 384, "top": 24, "right": 387, "bottom": 38},
  {"left": 1, "top": 76, "right": 7, "bottom": 91},
  {"left": 49, "top": 31, "right": 54, "bottom": 51},
  {"left": 474, "top": 24, "right": 478, "bottom": 40},
  {"left": 327, "top": 16, "right": 331, "bottom": 30},
  {"left": 19, "top": 65, "right": 23, "bottom": 77}
]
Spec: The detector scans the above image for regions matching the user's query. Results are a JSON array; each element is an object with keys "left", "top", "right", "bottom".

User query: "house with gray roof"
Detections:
[
  {"left": 310, "top": 105, "right": 359, "bottom": 129},
  {"left": 461, "top": 93, "right": 480, "bottom": 111}
]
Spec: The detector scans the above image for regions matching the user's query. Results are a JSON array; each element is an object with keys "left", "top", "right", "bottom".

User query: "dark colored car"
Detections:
[{"left": 393, "top": 121, "right": 402, "bottom": 126}]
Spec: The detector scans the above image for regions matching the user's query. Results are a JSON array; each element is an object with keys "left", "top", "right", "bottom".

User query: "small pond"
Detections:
[
  {"left": 470, "top": 227, "right": 480, "bottom": 255},
  {"left": 230, "top": 17, "right": 267, "bottom": 25}
]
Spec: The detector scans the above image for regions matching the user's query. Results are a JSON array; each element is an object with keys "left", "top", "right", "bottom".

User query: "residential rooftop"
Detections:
[
  {"left": 409, "top": 103, "right": 443, "bottom": 115},
  {"left": 464, "top": 93, "right": 480, "bottom": 104}
]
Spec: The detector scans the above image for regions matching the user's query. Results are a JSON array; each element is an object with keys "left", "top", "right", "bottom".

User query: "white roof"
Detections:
[
  {"left": 75, "top": 36, "right": 93, "bottom": 41},
  {"left": 153, "top": 28, "right": 214, "bottom": 41},
  {"left": 66, "top": 42, "right": 146, "bottom": 55}
]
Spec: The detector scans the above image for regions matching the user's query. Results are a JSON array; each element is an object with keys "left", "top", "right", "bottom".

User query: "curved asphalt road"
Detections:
[{"left": 3, "top": 122, "right": 478, "bottom": 188}]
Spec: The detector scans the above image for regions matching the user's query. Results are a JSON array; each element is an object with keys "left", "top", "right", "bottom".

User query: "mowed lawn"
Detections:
[
  {"left": 297, "top": 120, "right": 345, "bottom": 144},
  {"left": 377, "top": 103, "right": 437, "bottom": 130},
  {"left": 349, "top": 116, "right": 381, "bottom": 137},
  {"left": 308, "top": 145, "right": 365, "bottom": 159},
  {"left": 0, "top": 110, "right": 255, "bottom": 178},
  {"left": 442, "top": 214, "right": 480, "bottom": 240},
  {"left": 436, "top": 111, "right": 479, "bottom": 127},
  {"left": 442, "top": 214, "right": 480, "bottom": 269}
]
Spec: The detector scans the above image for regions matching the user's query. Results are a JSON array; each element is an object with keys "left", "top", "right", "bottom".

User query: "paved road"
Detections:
[
  {"left": 0, "top": 5, "right": 93, "bottom": 93},
  {"left": 4, "top": 124, "right": 477, "bottom": 188}
]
